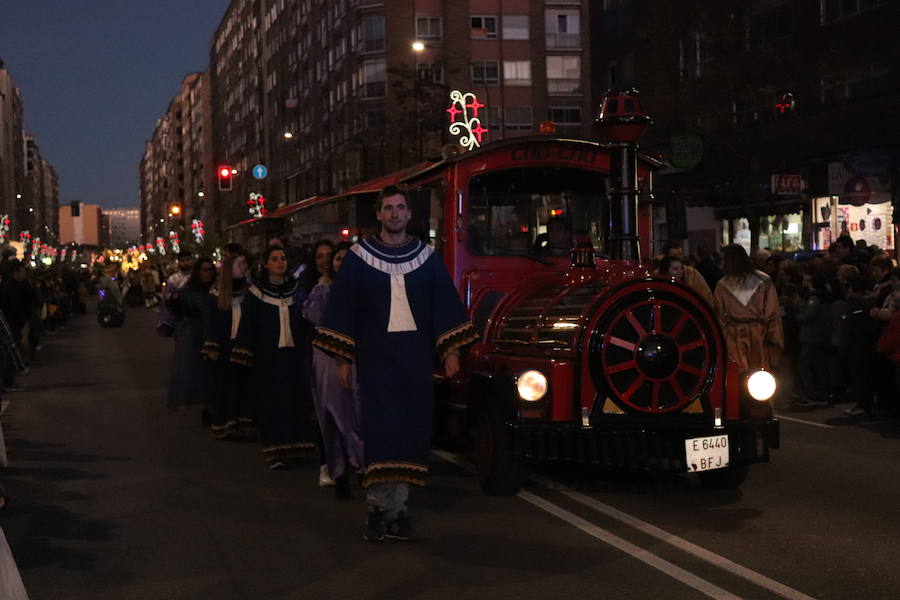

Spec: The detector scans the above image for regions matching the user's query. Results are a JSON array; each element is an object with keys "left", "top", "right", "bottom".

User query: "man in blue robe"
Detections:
[{"left": 314, "top": 185, "right": 477, "bottom": 542}]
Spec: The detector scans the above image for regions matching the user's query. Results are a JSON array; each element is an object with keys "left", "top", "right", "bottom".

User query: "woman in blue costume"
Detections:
[
  {"left": 167, "top": 257, "right": 216, "bottom": 414},
  {"left": 303, "top": 241, "right": 363, "bottom": 500},
  {"left": 231, "top": 246, "right": 316, "bottom": 469},
  {"left": 202, "top": 252, "right": 254, "bottom": 440}
]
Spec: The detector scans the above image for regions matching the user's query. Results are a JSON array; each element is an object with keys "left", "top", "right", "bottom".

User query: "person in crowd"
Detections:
[
  {"left": 0, "top": 260, "right": 38, "bottom": 392},
  {"left": 868, "top": 256, "right": 895, "bottom": 306},
  {"left": 693, "top": 239, "right": 722, "bottom": 290},
  {"left": 157, "top": 251, "right": 193, "bottom": 337},
  {"left": 203, "top": 251, "right": 254, "bottom": 440},
  {"left": 840, "top": 277, "right": 880, "bottom": 416},
  {"left": 662, "top": 239, "right": 713, "bottom": 301},
  {"left": 657, "top": 255, "right": 713, "bottom": 304},
  {"left": 793, "top": 273, "right": 834, "bottom": 407},
  {"left": 304, "top": 240, "right": 362, "bottom": 500},
  {"left": 167, "top": 257, "right": 216, "bottom": 417},
  {"left": 830, "top": 234, "right": 862, "bottom": 267},
  {"left": 713, "top": 244, "right": 783, "bottom": 371},
  {"left": 140, "top": 263, "right": 160, "bottom": 308},
  {"left": 876, "top": 294, "right": 900, "bottom": 411},
  {"left": 231, "top": 245, "right": 316, "bottom": 469},
  {"left": 314, "top": 185, "right": 478, "bottom": 542}
]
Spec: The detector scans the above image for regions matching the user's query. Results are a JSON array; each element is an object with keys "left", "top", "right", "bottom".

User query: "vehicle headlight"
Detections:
[
  {"left": 516, "top": 370, "right": 548, "bottom": 402},
  {"left": 746, "top": 370, "right": 776, "bottom": 401}
]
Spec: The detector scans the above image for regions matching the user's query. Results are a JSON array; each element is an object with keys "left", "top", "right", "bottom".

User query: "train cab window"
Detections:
[
  {"left": 408, "top": 182, "right": 445, "bottom": 250},
  {"left": 468, "top": 166, "right": 607, "bottom": 258}
]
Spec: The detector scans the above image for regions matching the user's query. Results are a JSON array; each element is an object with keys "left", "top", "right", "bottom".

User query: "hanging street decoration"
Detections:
[
  {"left": 29, "top": 237, "right": 41, "bottom": 262},
  {"left": 60, "top": 248, "right": 67, "bottom": 263},
  {"left": 0, "top": 215, "right": 10, "bottom": 242},
  {"left": 156, "top": 237, "right": 167, "bottom": 255},
  {"left": 447, "top": 90, "right": 488, "bottom": 151},
  {"left": 191, "top": 219, "right": 205, "bottom": 244},
  {"left": 18, "top": 230, "right": 30, "bottom": 252},
  {"left": 168, "top": 231, "right": 181, "bottom": 254},
  {"left": 248, "top": 193, "right": 268, "bottom": 218}
]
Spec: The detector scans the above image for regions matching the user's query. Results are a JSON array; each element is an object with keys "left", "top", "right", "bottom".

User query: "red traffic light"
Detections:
[{"left": 218, "top": 166, "right": 233, "bottom": 191}]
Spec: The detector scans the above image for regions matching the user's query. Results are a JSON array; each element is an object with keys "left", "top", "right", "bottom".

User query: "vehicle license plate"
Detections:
[{"left": 684, "top": 434, "right": 729, "bottom": 472}]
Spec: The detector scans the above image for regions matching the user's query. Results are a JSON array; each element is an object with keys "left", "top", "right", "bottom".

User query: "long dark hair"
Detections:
[
  {"left": 257, "top": 245, "right": 290, "bottom": 287},
  {"left": 658, "top": 256, "right": 683, "bottom": 278},
  {"left": 187, "top": 256, "right": 216, "bottom": 289},
  {"left": 216, "top": 251, "right": 248, "bottom": 310},
  {"left": 721, "top": 244, "right": 754, "bottom": 279}
]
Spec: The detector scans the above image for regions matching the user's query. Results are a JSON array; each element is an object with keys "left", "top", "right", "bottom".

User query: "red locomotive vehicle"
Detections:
[{"left": 230, "top": 89, "right": 780, "bottom": 494}]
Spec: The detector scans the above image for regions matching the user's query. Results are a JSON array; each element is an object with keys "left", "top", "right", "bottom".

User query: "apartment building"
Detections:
[
  {"left": 591, "top": 0, "right": 900, "bottom": 253},
  {"left": 140, "top": 72, "right": 215, "bottom": 243},
  {"left": 208, "top": 0, "right": 593, "bottom": 226}
]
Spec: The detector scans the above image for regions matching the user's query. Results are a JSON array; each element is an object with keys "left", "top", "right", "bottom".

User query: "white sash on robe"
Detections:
[
  {"left": 249, "top": 285, "right": 295, "bottom": 347},
  {"left": 351, "top": 241, "right": 432, "bottom": 333}
]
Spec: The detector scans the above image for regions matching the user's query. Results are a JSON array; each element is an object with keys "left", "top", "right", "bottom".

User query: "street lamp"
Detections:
[
  {"left": 197, "top": 191, "right": 205, "bottom": 198},
  {"left": 283, "top": 131, "right": 294, "bottom": 139}
]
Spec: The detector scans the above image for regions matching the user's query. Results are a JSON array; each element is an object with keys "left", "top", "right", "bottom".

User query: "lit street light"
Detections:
[
  {"left": 283, "top": 131, "right": 294, "bottom": 139},
  {"left": 197, "top": 191, "right": 205, "bottom": 198}
]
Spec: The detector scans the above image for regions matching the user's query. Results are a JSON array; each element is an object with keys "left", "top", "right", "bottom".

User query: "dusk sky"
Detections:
[{"left": 0, "top": 0, "right": 230, "bottom": 208}]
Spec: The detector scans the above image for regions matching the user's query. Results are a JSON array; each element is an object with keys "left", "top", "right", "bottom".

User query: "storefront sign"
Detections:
[
  {"left": 770, "top": 174, "right": 804, "bottom": 196},
  {"left": 669, "top": 135, "right": 703, "bottom": 170}
]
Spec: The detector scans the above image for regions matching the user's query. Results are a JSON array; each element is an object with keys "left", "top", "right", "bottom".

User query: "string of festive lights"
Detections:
[{"left": 447, "top": 90, "right": 487, "bottom": 151}]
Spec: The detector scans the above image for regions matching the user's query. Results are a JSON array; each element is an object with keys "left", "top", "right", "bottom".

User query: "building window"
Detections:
[
  {"left": 471, "top": 16, "right": 498, "bottom": 39},
  {"left": 546, "top": 56, "right": 581, "bottom": 94},
  {"left": 483, "top": 107, "right": 501, "bottom": 131},
  {"left": 358, "top": 13, "right": 385, "bottom": 53},
  {"left": 821, "top": 0, "right": 886, "bottom": 23},
  {"left": 546, "top": 10, "right": 580, "bottom": 49},
  {"left": 358, "top": 58, "right": 386, "bottom": 98},
  {"left": 416, "top": 16, "right": 442, "bottom": 40},
  {"left": 747, "top": 3, "right": 794, "bottom": 49},
  {"left": 505, "top": 106, "right": 533, "bottom": 131},
  {"left": 471, "top": 60, "right": 500, "bottom": 85},
  {"left": 503, "top": 60, "right": 531, "bottom": 86},
  {"left": 416, "top": 63, "right": 445, "bottom": 84},
  {"left": 548, "top": 106, "right": 582, "bottom": 125},
  {"left": 502, "top": 15, "right": 529, "bottom": 40}
]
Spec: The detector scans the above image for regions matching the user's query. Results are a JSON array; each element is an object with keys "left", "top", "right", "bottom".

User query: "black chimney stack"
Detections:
[{"left": 593, "top": 88, "right": 652, "bottom": 263}]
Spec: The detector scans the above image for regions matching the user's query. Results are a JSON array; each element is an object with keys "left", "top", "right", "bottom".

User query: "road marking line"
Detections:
[
  {"left": 775, "top": 414, "right": 834, "bottom": 429},
  {"left": 528, "top": 473, "right": 817, "bottom": 600},
  {"left": 520, "top": 490, "right": 744, "bottom": 600},
  {"left": 434, "top": 449, "right": 815, "bottom": 600},
  {"left": 433, "top": 450, "right": 741, "bottom": 600}
]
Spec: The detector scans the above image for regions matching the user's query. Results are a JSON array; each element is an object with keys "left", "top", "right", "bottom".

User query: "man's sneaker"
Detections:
[
  {"left": 385, "top": 512, "right": 416, "bottom": 541},
  {"left": 364, "top": 508, "right": 386, "bottom": 542},
  {"left": 318, "top": 465, "right": 335, "bottom": 487}
]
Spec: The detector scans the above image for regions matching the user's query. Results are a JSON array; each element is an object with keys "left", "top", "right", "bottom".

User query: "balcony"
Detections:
[
  {"left": 546, "top": 32, "right": 581, "bottom": 49},
  {"left": 357, "top": 37, "right": 385, "bottom": 53}
]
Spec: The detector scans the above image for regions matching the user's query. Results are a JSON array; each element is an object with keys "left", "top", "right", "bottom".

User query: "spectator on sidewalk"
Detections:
[{"left": 0, "top": 261, "right": 38, "bottom": 392}]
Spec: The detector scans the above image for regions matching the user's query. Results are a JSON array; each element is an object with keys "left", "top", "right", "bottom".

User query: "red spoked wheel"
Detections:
[{"left": 593, "top": 294, "right": 715, "bottom": 414}]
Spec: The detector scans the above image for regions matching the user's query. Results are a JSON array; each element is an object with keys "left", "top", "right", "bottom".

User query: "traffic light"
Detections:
[{"left": 218, "top": 166, "right": 233, "bottom": 191}]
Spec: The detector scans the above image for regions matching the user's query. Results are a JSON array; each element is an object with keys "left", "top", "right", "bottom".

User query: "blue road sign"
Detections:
[{"left": 252, "top": 164, "right": 268, "bottom": 180}]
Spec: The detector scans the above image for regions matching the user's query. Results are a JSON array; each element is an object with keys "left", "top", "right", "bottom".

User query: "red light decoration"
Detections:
[
  {"left": 448, "top": 90, "right": 487, "bottom": 151},
  {"left": 550, "top": 209, "right": 564, "bottom": 217},
  {"left": 340, "top": 228, "right": 350, "bottom": 238}
]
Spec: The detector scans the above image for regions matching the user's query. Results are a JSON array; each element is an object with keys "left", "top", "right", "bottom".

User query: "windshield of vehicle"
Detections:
[{"left": 467, "top": 166, "right": 608, "bottom": 258}]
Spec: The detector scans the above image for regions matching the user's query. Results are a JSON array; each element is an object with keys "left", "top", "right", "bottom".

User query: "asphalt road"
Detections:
[{"left": 2, "top": 305, "right": 899, "bottom": 599}]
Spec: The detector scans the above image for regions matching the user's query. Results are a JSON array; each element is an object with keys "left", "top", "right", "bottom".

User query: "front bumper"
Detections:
[{"left": 513, "top": 418, "right": 779, "bottom": 471}]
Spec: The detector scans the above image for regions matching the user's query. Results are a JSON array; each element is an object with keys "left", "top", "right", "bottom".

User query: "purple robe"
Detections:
[{"left": 303, "top": 283, "right": 363, "bottom": 479}]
